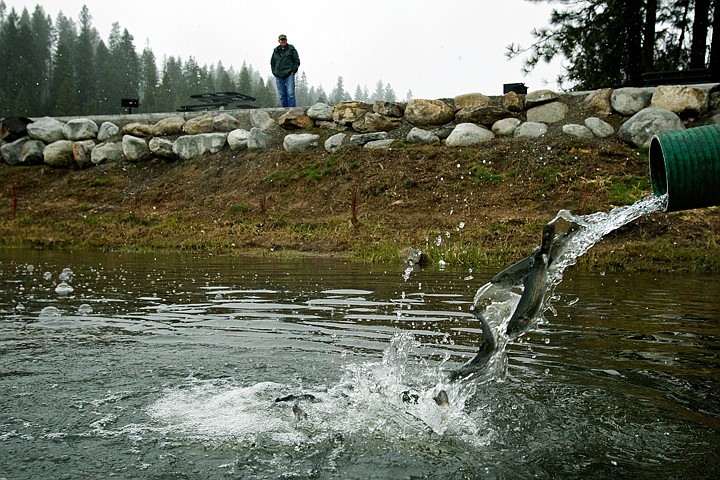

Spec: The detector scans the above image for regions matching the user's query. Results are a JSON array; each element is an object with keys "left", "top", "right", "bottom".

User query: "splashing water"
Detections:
[
  {"left": 148, "top": 333, "right": 484, "bottom": 443},
  {"left": 546, "top": 193, "right": 668, "bottom": 286},
  {"left": 457, "top": 193, "right": 669, "bottom": 382},
  {"left": 147, "top": 194, "right": 669, "bottom": 443}
]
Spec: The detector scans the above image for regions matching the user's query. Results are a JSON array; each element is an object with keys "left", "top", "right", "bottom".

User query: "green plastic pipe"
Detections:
[{"left": 649, "top": 124, "right": 720, "bottom": 212}]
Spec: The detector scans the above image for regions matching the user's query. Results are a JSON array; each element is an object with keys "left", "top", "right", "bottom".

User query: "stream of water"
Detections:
[{"left": 2, "top": 195, "right": 719, "bottom": 479}]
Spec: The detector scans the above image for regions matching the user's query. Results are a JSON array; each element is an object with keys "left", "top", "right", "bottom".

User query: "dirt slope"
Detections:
[{"left": 1, "top": 133, "right": 719, "bottom": 271}]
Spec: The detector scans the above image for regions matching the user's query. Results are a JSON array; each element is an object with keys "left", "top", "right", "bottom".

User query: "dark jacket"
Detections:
[{"left": 271, "top": 44, "right": 300, "bottom": 79}]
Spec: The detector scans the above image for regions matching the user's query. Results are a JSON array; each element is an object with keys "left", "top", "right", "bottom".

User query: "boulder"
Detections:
[
  {"left": 526, "top": 101, "right": 569, "bottom": 123},
  {"left": 373, "top": 100, "right": 404, "bottom": 117},
  {"left": 404, "top": 99, "right": 455, "bottom": 126},
  {"left": 364, "top": 139, "right": 395, "bottom": 149},
  {"left": 250, "top": 110, "right": 276, "bottom": 130},
  {"left": 278, "top": 108, "right": 314, "bottom": 130},
  {"left": 122, "top": 122, "right": 156, "bottom": 137},
  {"left": 584, "top": 88, "right": 613, "bottom": 117},
  {"left": 213, "top": 113, "right": 242, "bottom": 132},
  {"left": 611, "top": 87, "right": 653, "bottom": 116},
  {"left": 514, "top": 122, "right": 548, "bottom": 138},
  {"left": 227, "top": 128, "right": 250, "bottom": 151},
  {"left": 525, "top": 89, "right": 560, "bottom": 107},
  {"left": 154, "top": 116, "right": 185, "bottom": 135},
  {"left": 333, "top": 101, "right": 368, "bottom": 126},
  {"left": 148, "top": 137, "right": 177, "bottom": 159},
  {"left": 618, "top": 107, "right": 685, "bottom": 147},
  {"left": 122, "top": 135, "right": 151, "bottom": 162},
  {"left": 43, "top": 140, "right": 75, "bottom": 167},
  {"left": 445, "top": 123, "right": 494, "bottom": 147},
  {"left": 651, "top": 85, "right": 710, "bottom": 115},
  {"left": 26, "top": 116, "right": 65, "bottom": 143},
  {"left": 584, "top": 117, "right": 614, "bottom": 138},
  {"left": 91, "top": 142, "right": 124, "bottom": 164},
  {"left": 562, "top": 124, "right": 595, "bottom": 139},
  {"left": 183, "top": 114, "right": 214, "bottom": 134},
  {"left": 492, "top": 117, "right": 522, "bottom": 136},
  {"left": 172, "top": 133, "right": 228, "bottom": 159},
  {"left": 97, "top": 122, "right": 120, "bottom": 142},
  {"left": 455, "top": 105, "right": 514, "bottom": 126},
  {"left": 247, "top": 127, "right": 273, "bottom": 149},
  {"left": 195, "top": 132, "right": 227, "bottom": 154},
  {"left": 72, "top": 139, "right": 95, "bottom": 168},
  {"left": 283, "top": 133, "right": 319, "bottom": 152},
  {"left": 352, "top": 112, "right": 401, "bottom": 133},
  {"left": 454, "top": 93, "right": 492, "bottom": 109},
  {"left": 350, "top": 132, "right": 388, "bottom": 146},
  {"left": 324, "top": 133, "right": 346, "bottom": 153},
  {"left": 62, "top": 118, "right": 98, "bottom": 141},
  {"left": 501, "top": 91, "right": 525, "bottom": 112},
  {"left": 0, "top": 116, "right": 32, "bottom": 142},
  {"left": 0, "top": 137, "right": 45, "bottom": 165},
  {"left": 307, "top": 102, "right": 334, "bottom": 121},
  {"left": 406, "top": 127, "right": 440, "bottom": 145}
]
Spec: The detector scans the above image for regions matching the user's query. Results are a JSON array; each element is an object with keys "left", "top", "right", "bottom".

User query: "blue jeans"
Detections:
[{"left": 275, "top": 73, "right": 296, "bottom": 107}]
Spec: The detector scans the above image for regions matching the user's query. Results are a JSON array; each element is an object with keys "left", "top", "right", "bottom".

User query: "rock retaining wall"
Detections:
[{"left": 2, "top": 84, "right": 718, "bottom": 168}]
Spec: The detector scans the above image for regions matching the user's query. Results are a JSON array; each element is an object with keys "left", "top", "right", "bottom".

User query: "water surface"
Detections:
[{"left": 1, "top": 249, "right": 718, "bottom": 479}]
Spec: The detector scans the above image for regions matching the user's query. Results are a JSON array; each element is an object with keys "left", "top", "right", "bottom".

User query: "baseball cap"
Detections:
[{"left": 278, "top": 34, "right": 287, "bottom": 40}]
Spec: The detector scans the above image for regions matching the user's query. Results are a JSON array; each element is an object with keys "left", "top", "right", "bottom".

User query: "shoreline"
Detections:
[{"left": 2, "top": 139, "right": 719, "bottom": 273}]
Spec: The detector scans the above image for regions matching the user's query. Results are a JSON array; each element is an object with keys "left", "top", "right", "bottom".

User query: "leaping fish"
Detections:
[{"left": 450, "top": 219, "right": 582, "bottom": 382}]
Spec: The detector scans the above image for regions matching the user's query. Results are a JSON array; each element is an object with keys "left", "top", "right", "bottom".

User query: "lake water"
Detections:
[{"left": 1, "top": 248, "right": 719, "bottom": 479}]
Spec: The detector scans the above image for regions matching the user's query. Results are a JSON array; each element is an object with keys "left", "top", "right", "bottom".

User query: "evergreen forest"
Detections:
[
  {"left": 1, "top": 1, "right": 717, "bottom": 118},
  {"left": 0, "top": 2, "right": 402, "bottom": 117}
]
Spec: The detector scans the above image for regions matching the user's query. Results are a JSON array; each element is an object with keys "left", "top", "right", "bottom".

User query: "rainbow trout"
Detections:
[{"left": 505, "top": 223, "right": 555, "bottom": 338}]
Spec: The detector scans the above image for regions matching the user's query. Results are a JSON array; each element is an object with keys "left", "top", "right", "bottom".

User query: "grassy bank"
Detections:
[{"left": 1, "top": 136, "right": 719, "bottom": 272}]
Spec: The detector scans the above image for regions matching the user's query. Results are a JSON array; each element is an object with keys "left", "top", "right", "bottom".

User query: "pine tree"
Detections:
[
  {"left": 116, "top": 28, "right": 141, "bottom": 110},
  {"left": 237, "top": 62, "right": 253, "bottom": 96},
  {"left": 50, "top": 12, "right": 78, "bottom": 115},
  {"left": 315, "top": 86, "right": 328, "bottom": 104},
  {"left": 384, "top": 83, "right": 396, "bottom": 102},
  {"left": 139, "top": 47, "right": 159, "bottom": 112},
  {"left": 214, "top": 61, "right": 236, "bottom": 92},
  {"left": 330, "top": 76, "right": 348, "bottom": 104},
  {"left": 157, "top": 56, "right": 185, "bottom": 111},
  {"left": 372, "top": 80, "right": 384, "bottom": 101},
  {"left": 29, "top": 5, "right": 53, "bottom": 114},
  {"left": 75, "top": 5, "right": 98, "bottom": 114},
  {"left": 510, "top": 0, "right": 717, "bottom": 89},
  {"left": 296, "top": 71, "right": 309, "bottom": 106},
  {"left": 13, "top": 8, "right": 36, "bottom": 115},
  {"left": 95, "top": 40, "right": 114, "bottom": 113},
  {"left": 353, "top": 85, "right": 367, "bottom": 102},
  {"left": 0, "top": 7, "right": 20, "bottom": 115}
]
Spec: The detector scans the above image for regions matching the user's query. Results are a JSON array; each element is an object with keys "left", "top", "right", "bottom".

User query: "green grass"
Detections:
[
  {"left": 470, "top": 165, "right": 503, "bottom": 183},
  {"left": 94, "top": 176, "right": 112, "bottom": 186},
  {"left": 608, "top": 176, "right": 651, "bottom": 205},
  {"left": 229, "top": 204, "right": 249, "bottom": 214},
  {"left": 266, "top": 157, "right": 338, "bottom": 185}
]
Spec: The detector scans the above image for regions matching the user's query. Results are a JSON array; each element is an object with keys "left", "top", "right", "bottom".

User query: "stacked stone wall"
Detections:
[{"left": 1, "top": 84, "right": 718, "bottom": 168}]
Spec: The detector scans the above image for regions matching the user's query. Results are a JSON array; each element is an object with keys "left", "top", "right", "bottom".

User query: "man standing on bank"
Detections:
[{"left": 271, "top": 34, "right": 301, "bottom": 108}]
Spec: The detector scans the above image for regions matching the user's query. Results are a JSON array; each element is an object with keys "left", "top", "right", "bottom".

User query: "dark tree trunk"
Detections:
[
  {"left": 710, "top": 0, "right": 720, "bottom": 78},
  {"left": 690, "top": 0, "right": 711, "bottom": 68},
  {"left": 625, "top": 0, "right": 645, "bottom": 85},
  {"left": 643, "top": 0, "right": 658, "bottom": 72}
]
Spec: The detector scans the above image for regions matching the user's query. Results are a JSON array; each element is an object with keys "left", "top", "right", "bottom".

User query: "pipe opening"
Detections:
[{"left": 649, "top": 137, "right": 668, "bottom": 197}]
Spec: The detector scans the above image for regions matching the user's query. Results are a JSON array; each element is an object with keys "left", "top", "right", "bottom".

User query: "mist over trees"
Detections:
[
  {"left": 508, "top": 0, "right": 719, "bottom": 90},
  {"left": 0, "top": 2, "right": 402, "bottom": 117}
]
